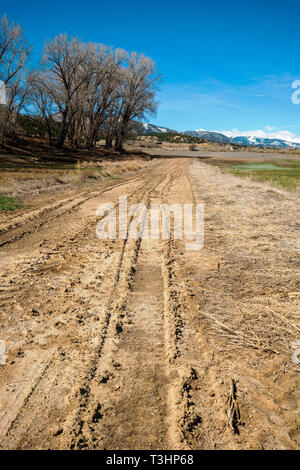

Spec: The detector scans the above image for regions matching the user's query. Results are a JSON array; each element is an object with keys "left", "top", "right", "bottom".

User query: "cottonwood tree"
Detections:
[
  {"left": 42, "top": 34, "right": 89, "bottom": 148},
  {"left": 64, "top": 45, "right": 125, "bottom": 149},
  {"left": 0, "top": 14, "right": 30, "bottom": 85},
  {"left": 0, "top": 19, "right": 160, "bottom": 151},
  {"left": 28, "top": 70, "right": 59, "bottom": 145},
  {"left": 0, "top": 14, "right": 31, "bottom": 143},
  {"left": 113, "top": 52, "right": 158, "bottom": 151},
  {"left": 5, "top": 75, "right": 31, "bottom": 140},
  {"left": 83, "top": 46, "right": 125, "bottom": 148}
]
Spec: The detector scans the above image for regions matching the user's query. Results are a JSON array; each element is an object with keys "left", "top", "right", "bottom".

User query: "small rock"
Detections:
[
  {"left": 269, "top": 414, "right": 284, "bottom": 426},
  {"left": 53, "top": 428, "right": 63, "bottom": 437}
]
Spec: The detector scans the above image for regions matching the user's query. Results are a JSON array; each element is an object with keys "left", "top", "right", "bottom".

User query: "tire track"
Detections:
[
  {"left": 68, "top": 163, "right": 186, "bottom": 450},
  {"left": 69, "top": 164, "right": 178, "bottom": 449},
  {"left": 0, "top": 160, "right": 177, "bottom": 449},
  {"left": 159, "top": 161, "right": 211, "bottom": 449},
  {"left": 0, "top": 164, "right": 162, "bottom": 248},
  {"left": 0, "top": 351, "right": 56, "bottom": 444}
]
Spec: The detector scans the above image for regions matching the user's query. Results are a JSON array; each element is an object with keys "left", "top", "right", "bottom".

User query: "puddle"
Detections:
[{"left": 233, "top": 163, "right": 290, "bottom": 171}]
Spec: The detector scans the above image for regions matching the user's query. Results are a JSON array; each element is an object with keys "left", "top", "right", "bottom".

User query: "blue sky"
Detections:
[{"left": 3, "top": 0, "right": 300, "bottom": 140}]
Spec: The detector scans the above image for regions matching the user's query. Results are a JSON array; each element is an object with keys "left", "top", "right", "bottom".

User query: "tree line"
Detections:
[{"left": 0, "top": 14, "right": 159, "bottom": 150}]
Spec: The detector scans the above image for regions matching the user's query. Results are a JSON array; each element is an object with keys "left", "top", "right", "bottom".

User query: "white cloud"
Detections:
[{"left": 219, "top": 127, "right": 300, "bottom": 143}]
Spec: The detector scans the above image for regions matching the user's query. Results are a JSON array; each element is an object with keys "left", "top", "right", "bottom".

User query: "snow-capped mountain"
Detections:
[
  {"left": 139, "top": 123, "right": 300, "bottom": 148},
  {"left": 184, "top": 130, "right": 234, "bottom": 144},
  {"left": 140, "top": 123, "right": 178, "bottom": 134},
  {"left": 232, "top": 136, "right": 300, "bottom": 149},
  {"left": 185, "top": 130, "right": 300, "bottom": 148}
]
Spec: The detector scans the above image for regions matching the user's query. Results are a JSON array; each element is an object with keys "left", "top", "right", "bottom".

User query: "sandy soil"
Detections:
[{"left": 0, "top": 158, "right": 299, "bottom": 449}]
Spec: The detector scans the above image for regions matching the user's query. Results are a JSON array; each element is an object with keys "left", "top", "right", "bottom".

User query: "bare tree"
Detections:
[
  {"left": 0, "top": 15, "right": 31, "bottom": 85},
  {"left": 83, "top": 46, "right": 124, "bottom": 148},
  {"left": 0, "top": 14, "right": 31, "bottom": 144},
  {"left": 28, "top": 71, "right": 58, "bottom": 145},
  {"left": 0, "top": 19, "right": 160, "bottom": 152},
  {"left": 5, "top": 75, "right": 31, "bottom": 140},
  {"left": 64, "top": 44, "right": 125, "bottom": 149},
  {"left": 42, "top": 34, "right": 89, "bottom": 148},
  {"left": 114, "top": 52, "right": 159, "bottom": 151}
]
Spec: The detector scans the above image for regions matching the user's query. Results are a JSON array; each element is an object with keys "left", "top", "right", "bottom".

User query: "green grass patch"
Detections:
[
  {"left": 0, "top": 195, "right": 23, "bottom": 211},
  {"left": 209, "top": 159, "right": 300, "bottom": 190}
]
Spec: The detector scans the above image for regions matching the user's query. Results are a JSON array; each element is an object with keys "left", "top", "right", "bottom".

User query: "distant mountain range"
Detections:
[
  {"left": 140, "top": 123, "right": 300, "bottom": 149},
  {"left": 184, "top": 130, "right": 233, "bottom": 144},
  {"left": 185, "top": 130, "right": 300, "bottom": 149},
  {"left": 140, "top": 123, "right": 177, "bottom": 135},
  {"left": 231, "top": 135, "right": 300, "bottom": 149}
]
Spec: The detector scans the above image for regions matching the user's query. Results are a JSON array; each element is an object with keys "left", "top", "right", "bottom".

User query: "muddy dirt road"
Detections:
[{"left": 0, "top": 158, "right": 299, "bottom": 449}]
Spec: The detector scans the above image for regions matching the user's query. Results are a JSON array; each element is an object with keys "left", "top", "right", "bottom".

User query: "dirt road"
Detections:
[{"left": 0, "top": 158, "right": 299, "bottom": 449}]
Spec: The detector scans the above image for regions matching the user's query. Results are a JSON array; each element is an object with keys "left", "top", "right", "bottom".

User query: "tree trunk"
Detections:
[
  {"left": 56, "top": 112, "right": 68, "bottom": 149},
  {"left": 105, "top": 134, "right": 113, "bottom": 148},
  {"left": 115, "top": 125, "right": 126, "bottom": 151},
  {"left": 46, "top": 121, "right": 52, "bottom": 146}
]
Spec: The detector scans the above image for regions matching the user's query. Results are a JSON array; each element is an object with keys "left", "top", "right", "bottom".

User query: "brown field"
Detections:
[
  {"left": 0, "top": 159, "right": 150, "bottom": 198},
  {"left": 0, "top": 152, "right": 299, "bottom": 449}
]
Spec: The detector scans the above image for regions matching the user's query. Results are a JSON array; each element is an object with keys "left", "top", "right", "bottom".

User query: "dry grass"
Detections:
[
  {"left": 0, "top": 159, "right": 149, "bottom": 198},
  {"left": 189, "top": 161, "right": 300, "bottom": 360},
  {"left": 75, "top": 159, "right": 147, "bottom": 175}
]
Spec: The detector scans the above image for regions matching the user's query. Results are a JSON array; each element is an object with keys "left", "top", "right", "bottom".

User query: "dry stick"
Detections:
[
  {"left": 202, "top": 313, "right": 273, "bottom": 351},
  {"left": 267, "top": 308, "right": 300, "bottom": 334},
  {"left": 227, "top": 379, "right": 241, "bottom": 435}
]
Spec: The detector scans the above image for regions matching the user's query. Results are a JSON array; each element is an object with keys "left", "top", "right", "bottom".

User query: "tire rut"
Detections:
[
  {"left": 0, "top": 160, "right": 179, "bottom": 449},
  {"left": 0, "top": 165, "right": 161, "bottom": 248},
  {"left": 68, "top": 164, "right": 178, "bottom": 449}
]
